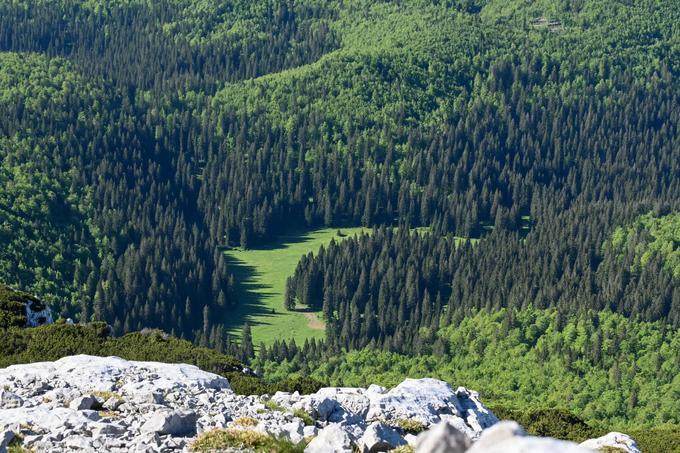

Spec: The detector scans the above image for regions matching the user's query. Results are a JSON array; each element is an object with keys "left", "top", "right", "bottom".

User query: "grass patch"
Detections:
[
  {"left": 391, "top": 419, "right": 427, "bottom": 434},
  {"left": 190, "top": 429, "right": 304, "bottom": 453},
  {"left": 264, "top": 400, "right": 286, "bottom": 412},
  {"left": 232, "top": 416, "right": 259, "bottom": 427},
  {"left": 92, "top": 390, "right": 124, "bottom": 402},
  {"left": 293, "top": 408, "right": 315, "bottom": 426},
  {"left": 223, "top": 227, "right": 367, "bottom": 345},
  {"left": 389, "top": 447, "right": 415, "bottom": 453}
]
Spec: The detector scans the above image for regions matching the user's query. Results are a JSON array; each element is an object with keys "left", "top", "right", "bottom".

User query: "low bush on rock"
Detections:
[
  {"left": 190, "top": 429, "right": 304, "bottom": 453},
  {"left": 7, "top": 433, "right": 30, "bottom": 453}
]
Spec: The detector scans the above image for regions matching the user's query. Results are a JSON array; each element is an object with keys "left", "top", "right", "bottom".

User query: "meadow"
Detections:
[{"left": 223, "top": 227, "right": 367, "bottom": 345}]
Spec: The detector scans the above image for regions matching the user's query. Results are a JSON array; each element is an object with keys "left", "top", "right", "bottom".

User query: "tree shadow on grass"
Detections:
[
  {"left": 222, "top": 227, "right": 342, "bottom": 335},
  {"left": 250, "top": 227, "right": 316, "bottom": 251},
  {"left": 222, "top": 253, "right": 279, "bottom": 333}
]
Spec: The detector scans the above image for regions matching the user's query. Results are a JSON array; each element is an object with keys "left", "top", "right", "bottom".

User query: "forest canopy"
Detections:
[{"left": 0, "top": 1, "right": 678, "bottom": 433}]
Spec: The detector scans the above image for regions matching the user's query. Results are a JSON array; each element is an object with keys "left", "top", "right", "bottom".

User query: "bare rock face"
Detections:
[
  {"left": 415, "top": 420, "right": 472, "bottom": 453},
  {"left": 24, "top": 299, "right": 53, "bottom": 327}
]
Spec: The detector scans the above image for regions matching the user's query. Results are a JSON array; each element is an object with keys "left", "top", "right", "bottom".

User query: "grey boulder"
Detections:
[
  {"left": 141, "top": 409, "right": 197, "bottom": 436},
  {"left": 358, "top": 421, "right": 407, "bottom": 453},
  {"left": 1, "top": 430, "right": 14, "bottom": 453},
  {"left": 0, "top": 391, "right": 22, "bottom": 409},
  {"left": 68, "top": 394, "right": 98, "bottom": 411},
  {"left": 305, "top": 424, "right": 354, "bottom": 453},
  {"left": 415, "top": 420, "right": 471, "bottom": 453}
]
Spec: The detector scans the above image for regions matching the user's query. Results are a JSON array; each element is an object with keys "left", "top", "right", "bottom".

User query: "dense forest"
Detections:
[
  {"left": 0, "top": 0, "right": 679, "bottom": 431},
  {"left": 258, "top": 308, "right": 680, "bottom": 428}
]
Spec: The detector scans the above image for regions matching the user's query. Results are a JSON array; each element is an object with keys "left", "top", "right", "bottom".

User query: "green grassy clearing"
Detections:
[{"left": 223, "top": 227, "right": 368, "bottom": 345}]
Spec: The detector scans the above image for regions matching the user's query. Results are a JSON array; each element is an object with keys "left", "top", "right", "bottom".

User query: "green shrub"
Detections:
[
  {"left": 274, "top": 376, "right": 327, "bottom": 395},
  {"left": 490, "top": 407, "right": 602, "bottom": 442},
  {"left": 264, "top": 400, "right": 286, "bottom": 412},
  {"left": 628, "top": 428, "right": 680, "bottom": 453},
  {"left": 226, "top": 373, "right": 327, "bottom": 396},
  {"left": 0, "top": 322, "right": 242, "bottom": 376},
  {"left": 226, "top": 372, "right": 273, "bottom": 395}
]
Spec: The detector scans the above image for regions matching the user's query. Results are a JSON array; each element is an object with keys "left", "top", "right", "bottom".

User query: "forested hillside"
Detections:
[{"left": 0, "top": 0, "right": 679, "bottom": 431}]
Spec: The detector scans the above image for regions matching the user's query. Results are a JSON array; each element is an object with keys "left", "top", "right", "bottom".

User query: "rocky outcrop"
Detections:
[
  {"left": 0, "top": 284, "right": 52, "bottom": 328},
  {"left": 24, "top": 299, "right": 53, "bottom": 327},
  {"left": 0, "top": 355, "right": 640, "bottom": 453},
  {"left": 273, "top": 377, "right": 498, "bottom": 443},
  {"left": 579, "top": 432, "right": 642, "bottom": 453}
]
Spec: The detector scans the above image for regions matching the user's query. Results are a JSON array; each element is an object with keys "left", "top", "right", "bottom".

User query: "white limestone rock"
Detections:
[
  {"left": 102, "top": 396, "right": 123, "bottom": 411},
  {"left": 300, "top": 387, "right": 369, "bottom": 423},
  {"left": 579, "top": 432, "right": 642, "bottom": 453},
  {"left": 0, "top": 407, "right": 95, "bottom": 433},
  {"left": 465, "top": 420, "right": 525, "bottom": 451},
  {"left": 366, "top": 378, "right": 497, "bottom": 439},
  {"left": 358, "top": 421, "right": 407, "bottom": 453},
  {"left": 69, "top": 394, "right": 98, "bottom": 410},
  {"left": 140, "top": 409, "right": 197, "bottom": 436},
  {"left": 467, "top": 421, "right": 596, "bottom": 453},
  {"left": 305, "top": 423, "right": 355, "bottom": 453},
  {"left": 0, "top": 390, "right": 22, "bottom": 409},
  {"left": 415, "top": 420, "right": 472, "bottom": 453},
  {"left": 0, "top": 355, "right": 230, "bottom": 395}
]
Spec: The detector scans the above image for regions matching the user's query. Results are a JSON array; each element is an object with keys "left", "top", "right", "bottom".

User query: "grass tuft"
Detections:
[
  {"left": 388, "top": 447, "right": 415, "bottom": 453},
  {"left": 264, "top": 400, "right": 286, "bottom": 412},
  {"left": 190, "top": 429, "right": 305, "bottom": 453},
  {"left": 293, "top": 408, "right": 315, "bottom": 426},
  {"left": 232, "top": 416, "right": 259, "bottom": 427},
  {"left": 92, "top": 390, "right": 124, "bottom": 402},
  {"left": 392, "top": 419, "right": 427, "bottom": 434}
]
